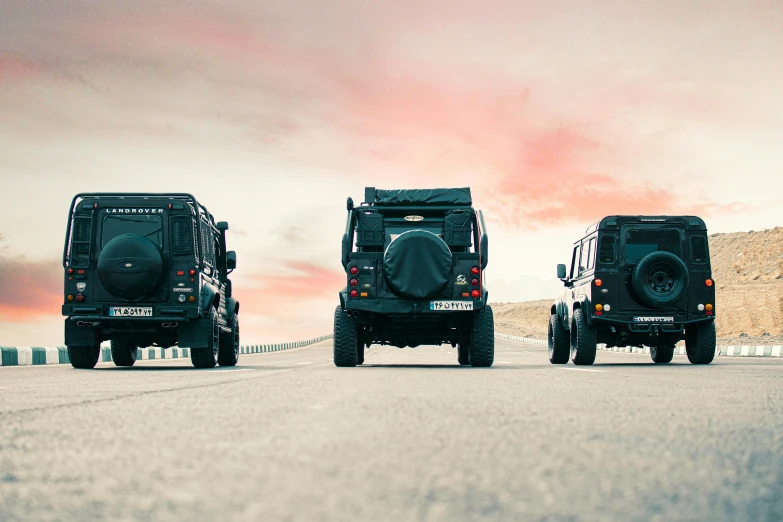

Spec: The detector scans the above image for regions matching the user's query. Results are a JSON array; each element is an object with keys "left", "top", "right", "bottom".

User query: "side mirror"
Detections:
[
  {"left": 557, "top": 264, "right": 567, "bottom": 280},
  {"left": 216, "top": 221, "right": 229, "bottom": 231},
  {"left": 226, "top": 250, "right": 237, "bottom": 270},
  {"left": 347, "top": 197, "right": 354, "bottom": 211},
  {"left": 225, "top": 279, "right": 233, "bottom": 299}
]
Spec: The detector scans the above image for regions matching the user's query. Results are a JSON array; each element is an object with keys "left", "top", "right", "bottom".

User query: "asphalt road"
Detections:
[{"left": 1, "top": 337, "right": 782, "bottom": 522}]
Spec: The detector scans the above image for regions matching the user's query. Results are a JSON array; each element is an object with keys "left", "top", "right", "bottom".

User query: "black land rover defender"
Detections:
[
  {"left": 334, "top": 187, "right": 493, "bottom": 367},
  {"left": 62, "top": 193, "right": 240, "bottom": 369},
  {"left": 549, "top": 216, "right": 716, "bottom": 366}
]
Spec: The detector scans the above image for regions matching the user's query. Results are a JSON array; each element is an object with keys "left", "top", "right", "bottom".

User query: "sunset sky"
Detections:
[{"left": 1, "top": 1, "right": 782, "bottom": 346}]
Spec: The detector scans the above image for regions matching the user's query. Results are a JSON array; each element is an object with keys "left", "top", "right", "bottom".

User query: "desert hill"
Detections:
[{"left": 494, "top": 227, "right": 783, "bottom": 343}]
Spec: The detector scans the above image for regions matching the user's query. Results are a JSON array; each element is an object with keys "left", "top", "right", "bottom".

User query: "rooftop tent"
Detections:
[{"left": 366, "top": 187, "right": 472, "bottom": 206}]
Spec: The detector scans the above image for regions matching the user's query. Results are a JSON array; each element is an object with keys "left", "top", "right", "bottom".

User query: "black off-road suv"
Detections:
[
  {"left": 549, "top": 215, "right": 716, "bottom": 365},
  {"left": 62, "top": 193, "right": 240, "bottom": 369},
  {"left": 334, "top": 187, "right": 494, "bottom": 367}
]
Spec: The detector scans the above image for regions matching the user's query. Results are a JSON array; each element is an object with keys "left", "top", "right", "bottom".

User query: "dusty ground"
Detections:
[{"left": 495, "top": 227, "right": 783, "bottom": 343}]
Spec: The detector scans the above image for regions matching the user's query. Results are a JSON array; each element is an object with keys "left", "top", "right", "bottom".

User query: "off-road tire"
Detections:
[
  {"left": 218, "top": 314, "right": 240, "bottom": 367},
  {"left": 334, "top": 306, "right": 359, "bottom": 367},
  {"left": 191, "top": 308, "right": 219, "bottom": 369},
  {"left": 570, "top": 309, "right": 597, "bottom": 366},
  {"left": 469, "top": 305, "right": 494, "bottom": 367},
  {"left": 650, "top": 344, "right": 675, "bottom": 364},
  {"left": 686, "top": 321, "right": 716, "bottom": 365},
  {"left": 631, "top": 251, "right": 689, "bottom": 308},
  {"left": 111, "top": 339, "right": 137, "bottom": 367},
  {"left": 457, "top": 343, "right": 470, "bottom": 365},
  {"left": 67, "top": 343, "right": 101, "bottom": 369},
  {"left": 548, "top": 314, "right": 570, "bottom": 364}
]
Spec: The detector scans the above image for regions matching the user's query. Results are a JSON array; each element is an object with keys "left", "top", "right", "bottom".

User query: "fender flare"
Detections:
[
  {"left": 573, "top": 295, "right": 592, "bottom": 325},
  {"left": 224, "top": 296, "right": 239, "bottom": 317},
  {"left": 201, "top": 285, "right": 220, "bottom": 315}
]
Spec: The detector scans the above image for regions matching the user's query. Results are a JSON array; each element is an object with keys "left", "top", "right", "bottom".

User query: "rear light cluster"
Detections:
[{"left": 470, "top": 266, "right": 481, "bottom": 298}]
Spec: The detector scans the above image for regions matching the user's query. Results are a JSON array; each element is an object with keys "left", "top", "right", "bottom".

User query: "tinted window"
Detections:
[
  {"left": 625, "top": 229, "right": 681, "bottom": 264},
  {"left": 102, "top": 215, "right": 163, "bottom": 248},
  {"left": 579, "top": 240, "right": 590, "bottom": 275},
  {"left": 598, "top": 235, "right": 616, "bottom": 264},
  {"left": 587, "top": 237, "right": 596, "bottom": 270},
  {"left": 569, "top": 244, "right": 580, "bottom": 279},
  {"left": 691, "top": 235, "right": 708, "bottom": 264}
]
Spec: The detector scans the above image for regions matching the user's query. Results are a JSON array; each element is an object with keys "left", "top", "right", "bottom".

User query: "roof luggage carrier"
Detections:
[{"left": 63, "top": 192, "right": 214, "bottom": 267}]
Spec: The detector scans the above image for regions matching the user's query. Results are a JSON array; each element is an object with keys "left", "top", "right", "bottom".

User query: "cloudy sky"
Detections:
[{"left": 1, "top": 0, "right": 781, "bottom": 346}]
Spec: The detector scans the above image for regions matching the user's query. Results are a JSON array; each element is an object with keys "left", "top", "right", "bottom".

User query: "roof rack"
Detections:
[
  {"left": 63, "top": 192, "right": 214, "bottom": 266},
  {"left": 585, "top": 221, "right": 600, "bottom": 235}
]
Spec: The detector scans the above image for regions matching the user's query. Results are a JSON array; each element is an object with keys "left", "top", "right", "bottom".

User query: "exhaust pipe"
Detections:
[
  {"left": 351, "top": 311, "right": 360, "bottom": 318},
  {"left": 77, "top": 321, "right": 93, "bottom": 327},
  {"left": 161, "top": 322, "right": 179, "bottom": 329}
]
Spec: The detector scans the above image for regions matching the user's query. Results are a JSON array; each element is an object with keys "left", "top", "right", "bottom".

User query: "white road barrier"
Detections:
[
  {"left": 496, "top": 334, "right": 782, "bottom": 358},
  {"left": 0, "top": 335, "right": 333, "bottom": 367}
]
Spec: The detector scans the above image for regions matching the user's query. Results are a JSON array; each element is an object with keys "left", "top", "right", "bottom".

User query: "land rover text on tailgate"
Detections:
[
  {"left": 62, "top": 193, "right": 240, "bottom": 369},
  {"left": 548, "top": 215, "right": 716, "bottom": 366},
  {"left": 334, "top": 187, "right": 493, "bottom": 367}
]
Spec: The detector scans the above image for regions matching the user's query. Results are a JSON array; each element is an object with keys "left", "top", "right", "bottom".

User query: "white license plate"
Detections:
[
  {"left": 633, "top": 316, "right": 674, "bottom": 323},
  {"left": 430, "top": 301, "right": 474, "bottom": 311},
  {"left": 109, "top": 307, "right": 153, "bottom": 317}
]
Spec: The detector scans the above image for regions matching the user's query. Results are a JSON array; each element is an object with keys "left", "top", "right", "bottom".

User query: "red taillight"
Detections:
[
  {"left": 189, "top": 269, "right": 196, "bottom": 276},
  {"left": 176, "top": 270, "right": 185, "bottom": 276},
  {"left": 471, "top": 289, "right": 480, "bottom": 298},
  {"left": 470, "top": 267, "right": 480, "bottom": 275},
  {"left": 705, "top": 279, "right": 713, "bottom": 287},
  {"left": 350, "top": 266, "right": 359, "bottom": 275},
  {"left": 77, "top": 269, "right": 85, "bottom": 275},
  {"left": 75, "top": 294, "right": 85, "bottom": 302},
  {"left": 349, "top": 289, "right": 358, "bottom": 298},
  {"left": 168, "top": 203, "right": 173, "bottom": 210},
  {"left": 595, "top": 279, "right": 603, "bottom": 287},
  {"left": 471, "top": 278, "right": 479, "bottom": 287},
  {"left": 349, "top": 278, "right": 358, "bottom": 287},
  {"left": 67, "top": 268, "right": 74, "bottom": 274}
]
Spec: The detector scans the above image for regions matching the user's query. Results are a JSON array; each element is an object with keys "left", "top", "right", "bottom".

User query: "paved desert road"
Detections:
[{"left": 1, "top": 337, "right": 782, "bottom": 522}]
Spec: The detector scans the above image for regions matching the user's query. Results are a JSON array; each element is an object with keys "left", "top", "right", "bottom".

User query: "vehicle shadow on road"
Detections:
[{"left": 360, "top": 364, "right": 489, "bottom": 369}]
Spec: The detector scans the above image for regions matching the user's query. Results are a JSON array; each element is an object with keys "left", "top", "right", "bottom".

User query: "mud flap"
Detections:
[
  {"left": 177, "top": 314, "right": 212, "bottom": 348},
  {"left": 64, "top": 319, "right": 99, "bottom": 346}
]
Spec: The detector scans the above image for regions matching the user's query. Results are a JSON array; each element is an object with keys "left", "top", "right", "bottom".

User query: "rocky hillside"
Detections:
[{"left": 495, "top": 227, "right": 783, "bottom": 342}]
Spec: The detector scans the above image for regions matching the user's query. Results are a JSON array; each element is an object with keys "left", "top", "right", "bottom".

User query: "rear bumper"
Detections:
[
  {"left": 63, "top": 305, "right": 199, "bottom": 320},
  {"left": 343, "top": 297, "right": 486, "bottom": 314},
  {"left": 592, "top": 315, "right": 714, "bottom": 331}
]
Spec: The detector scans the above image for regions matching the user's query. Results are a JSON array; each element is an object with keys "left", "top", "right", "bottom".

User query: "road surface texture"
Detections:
[{"left": 1, "top": 337, "right": 782, "bottom": 522}]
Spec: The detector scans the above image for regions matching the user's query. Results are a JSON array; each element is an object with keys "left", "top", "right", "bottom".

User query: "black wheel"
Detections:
[
  {"left": 67, "top": 343, "right": 101, "bottom": 369},
  {"left": 469, "top": 305, "right": 494, "bottom": 367},
  {"left": 548, "top": 314, "right": 570, "bottom": 364},
  {"left": 685, "top": 321, "right": 716, "bottom": 365},
  {"left": 111, "top": 339, "right": 137, "bottom": 367},
  {"left": 457, "top": 343, "right": 470, "bottom": 365},
  {"left": 218, "top": 314, "right": 240, "bottom": 367},
  {"left": 650, "top": 344, "right": 675, "bottom": 364},
  {"left": 191, "top": 308, "right": 219, "bottom": 369},
  {"left": 570, "top": 309, "right": 596, "bottom": 365},
  {"left": 333, "top": 306, "right": 359, "bottom": 367},
  {"left": 631, "top": 251, "right": 689, "bottom": 308}
]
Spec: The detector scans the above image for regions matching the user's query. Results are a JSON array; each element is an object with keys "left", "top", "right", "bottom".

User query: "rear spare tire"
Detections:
[
  {"left": 631, "top": 251, "right": 689, "bottom": 308},
  {"left": 97, "top": 234, "right": 163, "bottom": 300},
  {"left": 383, "top": 230, "right": 452, "bottom": 299}
]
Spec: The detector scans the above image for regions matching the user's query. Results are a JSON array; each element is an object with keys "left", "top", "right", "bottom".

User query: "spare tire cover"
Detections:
[
  {"left": 631, "top": 251, "right": 689, "bottom": 308},
  {"left": 97, "top": 234, "right": 164, "bottom": 300},
  {"left": 384, "top": 230, "right": 452, "bottom": 300}
]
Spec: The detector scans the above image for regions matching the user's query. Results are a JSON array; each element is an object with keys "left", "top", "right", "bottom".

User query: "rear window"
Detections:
[
  {"left": 624, "top": 229, "right": 681, "bottom": 264},
  {"left": 598, "top": 235, "right": 616, "bottom": 264},
  {"left": 691, "top": 235, "right": 708, "bottom": 264},
  {"left": 102, "top": 215, "right": 163, "bottom": 248}
]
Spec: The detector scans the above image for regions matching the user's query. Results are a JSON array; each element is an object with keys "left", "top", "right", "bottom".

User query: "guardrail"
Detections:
[
  {"left": 0, "top": 335, "right": 333, "bottom": 367},
  {"left": 495, "top": 332, "right": 546, "bottom": 345},
  {"left": 496, "top": 334, "right": 783, "bottom": 358}
]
